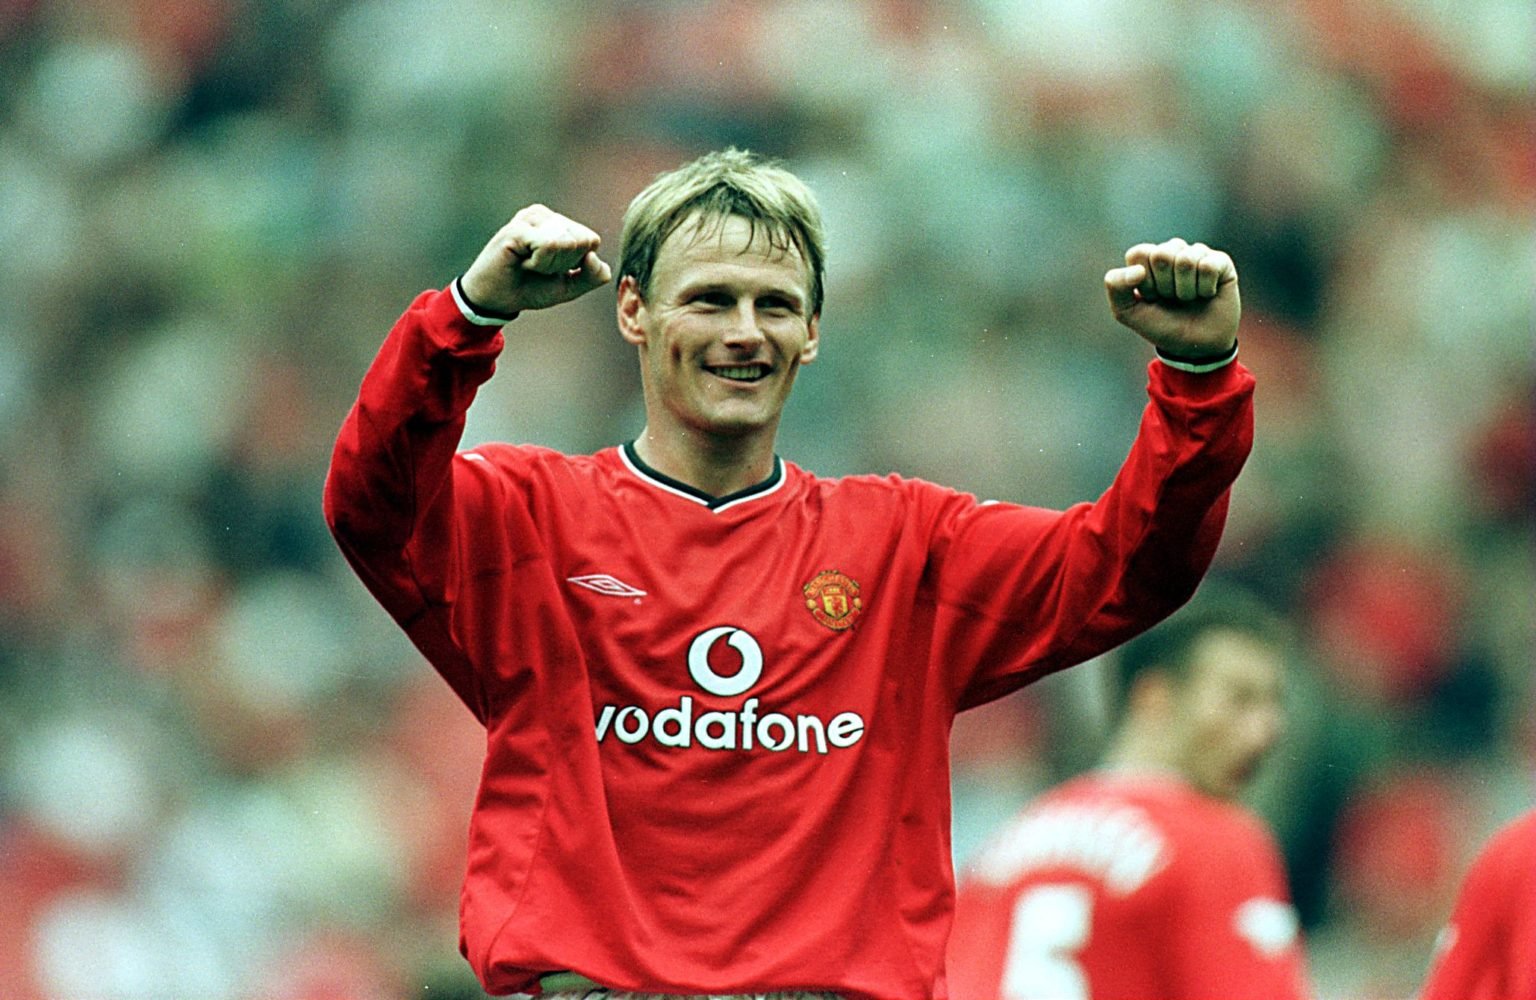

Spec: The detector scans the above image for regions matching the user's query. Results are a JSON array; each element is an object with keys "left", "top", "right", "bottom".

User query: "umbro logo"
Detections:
[{"left": 567, "top": 573, "right": 647, "bottom": 598}]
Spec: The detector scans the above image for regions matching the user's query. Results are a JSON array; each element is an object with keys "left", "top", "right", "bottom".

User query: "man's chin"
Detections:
[
  {"left": 1194, "top": 769, "right": 1247, "bottom": 800},
  {"left": 692, "top": 406, "right": 776, "bottom": 438},
  {"left": 1222, "top": 762, "right": 1263, "bottom": 798}
]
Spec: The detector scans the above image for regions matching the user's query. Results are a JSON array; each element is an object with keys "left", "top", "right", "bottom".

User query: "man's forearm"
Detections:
[{"left": 322, "top": 287, "right": 503, "bottom": 608}]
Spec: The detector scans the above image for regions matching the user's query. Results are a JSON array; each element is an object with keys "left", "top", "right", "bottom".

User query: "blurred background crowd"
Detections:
[{"left": 0, "top": 0, "right": 1530, "bottom": 997}]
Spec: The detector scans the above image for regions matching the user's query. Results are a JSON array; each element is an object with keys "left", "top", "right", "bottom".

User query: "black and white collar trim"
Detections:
[{"left": 619, "top": 442, "right": 786, "bottom": 512}]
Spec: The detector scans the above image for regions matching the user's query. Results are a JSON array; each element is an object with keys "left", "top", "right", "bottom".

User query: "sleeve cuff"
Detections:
[
  {"left": 1155, "top": 340, "right": 1238, "bottom": 373},
  {"left": 452, "top": 276, "right": 520, "bottom": 327}
]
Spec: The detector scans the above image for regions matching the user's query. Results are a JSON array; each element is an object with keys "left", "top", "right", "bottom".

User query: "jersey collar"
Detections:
[{"left": 620, "top": 441, "right": 786, "bottom": 513}]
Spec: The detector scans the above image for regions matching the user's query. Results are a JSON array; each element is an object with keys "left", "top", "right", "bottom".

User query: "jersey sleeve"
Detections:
[
  {"left": 322, "top": 286, "right": 511, "bottom": 723},
  {"left": 1420, "top": 809, "right": 1536, "bottom": 1000},
  {"left": 937, "top": 359, "right": 1255, "bottom": 708}
]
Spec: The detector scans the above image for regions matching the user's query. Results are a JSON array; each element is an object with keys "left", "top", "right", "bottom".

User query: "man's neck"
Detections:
[
  {"left": 631, "top": 426, "right": 778, "bottom": 499},
  {"left": 1103, "top": 726, "right": 1180, "bottom": 778}
]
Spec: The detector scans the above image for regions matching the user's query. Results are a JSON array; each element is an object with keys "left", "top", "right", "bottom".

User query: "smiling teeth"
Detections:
[{"left": 715, "top": 365, "right": 765, "bottom": 380}]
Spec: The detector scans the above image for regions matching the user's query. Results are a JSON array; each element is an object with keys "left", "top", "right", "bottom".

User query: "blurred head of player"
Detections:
[
  {"left": 1106, "top": 592, "right": 1288, "bottom": 799},
  {"left": 615, "top": 149, "right": 825, "bottom": 445}
]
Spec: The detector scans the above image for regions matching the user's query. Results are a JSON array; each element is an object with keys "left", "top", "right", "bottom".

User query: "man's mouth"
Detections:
[{"left": 707, "top": 363, "right": 770, "bottom": 383}]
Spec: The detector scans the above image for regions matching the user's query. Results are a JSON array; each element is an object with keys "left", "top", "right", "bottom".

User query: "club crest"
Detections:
[{"left": 803, "top": 570, "right": 863, "bottom": 631}]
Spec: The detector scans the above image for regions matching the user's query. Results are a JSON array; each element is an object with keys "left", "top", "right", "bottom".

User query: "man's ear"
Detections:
[
  {"left": 799, "top": 314, "right": 820, "bottom": 364},
  {"left": 616, "top": 275, "right": 647, "bottom": 346}
]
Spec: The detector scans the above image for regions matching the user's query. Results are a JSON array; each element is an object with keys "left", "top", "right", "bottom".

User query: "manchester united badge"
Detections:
[{"left": 803, "top": 569, "right": 863, "bottom": 631}]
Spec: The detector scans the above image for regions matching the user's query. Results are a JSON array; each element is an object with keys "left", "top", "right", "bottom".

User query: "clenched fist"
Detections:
[
  {"left": 461, "top": 204, "right": 613, "bottom": 315},
  {"left": 1105, "top": 239, "right": 1240, "bottom": 360}
]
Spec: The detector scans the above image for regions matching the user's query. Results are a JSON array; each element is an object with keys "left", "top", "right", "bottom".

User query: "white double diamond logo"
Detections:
[{"left": 567, "top": 574, "right": 647, "bottom": 597}]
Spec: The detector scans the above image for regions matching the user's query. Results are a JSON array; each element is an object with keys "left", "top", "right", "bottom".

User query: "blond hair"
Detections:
[{"left": 618, "top": 148, "right": 827, "bottom": 315}]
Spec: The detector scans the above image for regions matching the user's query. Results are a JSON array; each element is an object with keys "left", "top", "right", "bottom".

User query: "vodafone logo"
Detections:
[
  {"left": 594, "top": 626, "right": 865, "bottom": 755},
  {"left": 688, "top": 626, "right": 762, "bottom": 696}
]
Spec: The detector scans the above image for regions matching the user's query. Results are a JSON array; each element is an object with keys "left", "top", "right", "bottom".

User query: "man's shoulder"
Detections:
[
  {"left": 1462, "top": 808, "right": 1536, "bottom": 904},
  {"left": 1045, "top": 773, "right": 1271, "bottom": 848},
  {"left": 456, "top": 442, "right": 616, "bottom": 474},
  {"left": 451, "top": 443, "right": 627, "bottom": 506},
  {"left": 794, "top": 465, "right": 930, "bottom": 490},
  {"left": 958, "top": 774, "right": 1182, "bottom": 898},
  {"left": 1042, "top": 778, "right": 1292, "bottom": 916},
  {"left": 792, "top": 464, "right": 979, "bottom": 509},
  {"left": 1483, "top": 808, "right": 1536, "bottom": 864},
  {"left": 1025, "top": 775, "right": 1180, "bottom": 843}
]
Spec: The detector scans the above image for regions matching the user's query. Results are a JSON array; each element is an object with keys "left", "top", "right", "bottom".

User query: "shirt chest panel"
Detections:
[{"left": 549, "top": 492, "right": 902, "bottom": 708}]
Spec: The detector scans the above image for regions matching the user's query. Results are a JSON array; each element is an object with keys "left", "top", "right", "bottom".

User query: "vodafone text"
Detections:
[{"left": 593, "top": 626, "right": 867, "bottom": 755}]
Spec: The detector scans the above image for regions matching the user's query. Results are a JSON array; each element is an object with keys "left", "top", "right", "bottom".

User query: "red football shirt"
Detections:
[
  {"left": 1420, "top": 808, "right": 1536, "bottom": 1000},
  {"left": 947, "top": 772, "right": 1311, "bottom": 1000},
  {"left": 323, "top": 287, "right": 1254, "bottom": 998}
]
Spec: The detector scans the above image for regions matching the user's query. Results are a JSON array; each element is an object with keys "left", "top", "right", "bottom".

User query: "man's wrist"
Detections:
[
  {"left": 452, "top": 276, "right": 520, "bottom": 326},
  {"left": 1155, "top": 340, "right": 1238, "bottom": 373}
]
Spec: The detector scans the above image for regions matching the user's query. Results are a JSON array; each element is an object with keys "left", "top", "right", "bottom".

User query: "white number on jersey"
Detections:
[{"left": 1000, "top": 883, "right": 1092, "bottom": 1000}]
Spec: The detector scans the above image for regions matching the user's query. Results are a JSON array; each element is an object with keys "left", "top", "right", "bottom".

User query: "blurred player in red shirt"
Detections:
[
  {"left": 948, "top": 592, "right": 1312, "bottom": 1000},
  {"left": 326, "top": 149, "right": 1253, "bottom": 998},
  {"left": 1419, "top": 807, "right": 1536, "bottom": 1000}
]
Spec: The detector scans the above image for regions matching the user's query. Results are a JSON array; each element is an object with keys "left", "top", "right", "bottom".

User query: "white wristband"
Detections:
[
  {"left": 451, "top": 277, "right": 517, "bottom": 327},
  {"left": 1155, "top": 342, "right": 1238, "bottom": 373}
]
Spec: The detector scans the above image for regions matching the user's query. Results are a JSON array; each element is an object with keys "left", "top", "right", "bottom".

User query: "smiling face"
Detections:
[{"left": 618, "top": 212, "right": 820, "bottom": 450}]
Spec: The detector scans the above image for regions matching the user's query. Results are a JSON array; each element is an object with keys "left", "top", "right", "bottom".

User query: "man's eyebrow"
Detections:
[
  {"left": 678, "top": 279, "right": 806, "bottom": 307},
  {"left": 757, "top": 287, "right": 805, "bottom": 307}
]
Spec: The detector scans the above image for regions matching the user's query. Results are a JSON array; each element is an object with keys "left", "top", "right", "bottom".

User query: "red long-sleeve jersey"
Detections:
[
  {"left": 947, "top": 772, "right": 1311, "bottom": 1000},
  {"left": 1420, "top": 808, "right": 1536, "bottom": 1000},
  {"left": 322, "top": 286, "right": 1254, "bottom": 998}
]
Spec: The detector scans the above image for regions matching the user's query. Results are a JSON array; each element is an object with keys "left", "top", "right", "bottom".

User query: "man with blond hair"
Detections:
[{"left": 325, "top": 148, "right": 1254, "bottom": 998}]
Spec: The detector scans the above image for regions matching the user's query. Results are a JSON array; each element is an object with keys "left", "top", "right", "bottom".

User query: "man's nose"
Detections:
[{"left": 721, "top": 302, "right": 766, "bottom": 346}]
